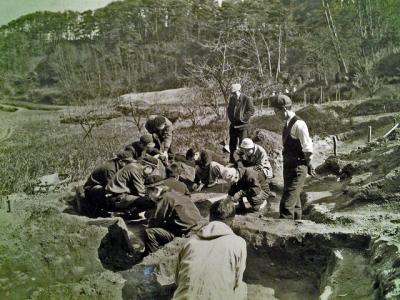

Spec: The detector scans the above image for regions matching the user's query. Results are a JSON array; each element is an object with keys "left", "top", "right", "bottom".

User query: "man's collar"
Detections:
[{"left": 285, "top": 110, "right": 296, "bottom": 125}]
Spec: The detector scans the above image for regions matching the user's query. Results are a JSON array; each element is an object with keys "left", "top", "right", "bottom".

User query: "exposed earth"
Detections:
[{"left": 0, "top": 90, "right": 399, "bottom": 299}]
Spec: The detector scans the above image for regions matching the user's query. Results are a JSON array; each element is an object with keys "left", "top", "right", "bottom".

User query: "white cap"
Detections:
[
  {"left": 240, "top": 138, "right": 254, "bottom": 149},
  {"left": 231, "top": 83, "right": 241, "bottom": 93},
  {"left": 221, "top": 167, "right": 239, "bottom": 183}
]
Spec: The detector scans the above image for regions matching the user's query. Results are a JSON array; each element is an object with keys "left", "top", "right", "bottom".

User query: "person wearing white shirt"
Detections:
[{"left": 271, "top": 95, "right": 316, "bottom": 220}]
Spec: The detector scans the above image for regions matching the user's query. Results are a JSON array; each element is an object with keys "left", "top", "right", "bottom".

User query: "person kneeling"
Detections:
[
  {"left": 144, "top": 176, "right": 207, "bottom": 254},
  {"left": 173, "top": 199, "right": 247, "bottom": 300}
]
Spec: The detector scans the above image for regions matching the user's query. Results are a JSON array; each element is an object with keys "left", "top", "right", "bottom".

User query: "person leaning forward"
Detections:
[
  {"left": 105, "top": 156, "right": 160, "bottom": 213},
  {"left": 227, "top": 83, "right": 255, "bottom": 163},
  {"left": 124, "top": 134, "right": 161, "bottom": 160},
  {"left": 271, "top": 94, "right": 315, "bottom": 220},
  {"left": 83, "top": 151, "right": 134, "bottom": 217},
  {"left": 145, "top": 115, "right": 173, "bottom": 160},
  {"left": 143, "top": 176, "right": 207, "bottom": 254}
]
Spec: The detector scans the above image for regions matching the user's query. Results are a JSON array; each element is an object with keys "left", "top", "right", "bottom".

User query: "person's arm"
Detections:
[
  {"left": 255, "top": 147, "right": 273, "bottom": 178},
  {"left": 162, "top": 119, "right": 173, "bottom": 151},
  {"left": 243, "top": 96, "right": 255, "bottom": 121},
  {"left": 234, "top": 239, "right": 247, "bottom": 290},
  {"left": 129, "top": 168, "right": 146, "bottom": 195},
  {"left": 227, "top": 96, "right": 235, "bottom": 123},
  {"left": 294, "top": 121, "right": 316, "bottom": 176}
]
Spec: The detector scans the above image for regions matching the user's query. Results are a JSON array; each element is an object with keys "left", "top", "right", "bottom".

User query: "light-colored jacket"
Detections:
[
  {"left": 173, "top": 221, "right": 247, "bottom": 300},
  {"left": 235, "top": 144, "right": 273, "bottom": 178}
]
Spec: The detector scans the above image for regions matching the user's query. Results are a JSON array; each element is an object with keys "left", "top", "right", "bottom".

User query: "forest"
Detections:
[{"left": 0, "top": 0, "right": 399, "bottom": 105}]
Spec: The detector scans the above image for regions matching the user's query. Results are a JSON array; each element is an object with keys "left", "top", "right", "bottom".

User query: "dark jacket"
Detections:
[
  {"left": 227, "top": 94, "right": 255, "bottom": 127},
  {"left": 164, "top": 178, "right": 191, "bottom": 195},
  {"left": 124, "top": 141, "right": 160, "bottom": 160},
  {"left": 228, "top": 168, "right": 263, "bottom": 198},
  {"left": 105, "top": 163, "right": 146, "bottom": 196},
  {"left": 149, "top": 189, "right": 207, "bottom": 235},
  {"left": 84, "top": 158, "right": 122, "bottom": 189},
  {"left": 145, "top": 116, "right": 173, "bottom": 151}
]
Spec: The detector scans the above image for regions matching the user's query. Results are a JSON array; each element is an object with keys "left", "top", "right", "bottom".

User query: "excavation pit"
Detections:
[{"left": 120, "top": 217, "right": 376, "bottom": 300}]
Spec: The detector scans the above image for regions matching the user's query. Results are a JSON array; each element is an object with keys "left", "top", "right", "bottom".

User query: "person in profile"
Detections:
[{"left": 173, "top": 199, "right": 247, "bottom": 300}]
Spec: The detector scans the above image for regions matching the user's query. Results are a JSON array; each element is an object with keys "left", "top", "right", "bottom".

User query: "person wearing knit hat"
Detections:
[
  {"left": 124, "top": 134, "right": 160, "bottom": 160},
  {"left": 145, "top": 115, "right": 173, "bottom": 160},
  {"left": 271, "top": 94, "right": 315, "bottom": 220},
  {"left": 227, "top": 83, "right": 255, "bottom": 163}
]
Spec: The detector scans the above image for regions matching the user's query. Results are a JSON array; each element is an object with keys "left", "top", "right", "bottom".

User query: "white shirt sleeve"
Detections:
[{"left": 291, "top": 120, "right": 313, "bottom": 153}]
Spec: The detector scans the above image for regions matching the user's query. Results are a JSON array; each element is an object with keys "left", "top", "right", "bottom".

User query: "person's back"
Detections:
[
  {"left": 84, "top": 158, "right": 119, "bottom": 189},
  {"left": 173, "top": 200, "right": 247, "bottom": 300}
]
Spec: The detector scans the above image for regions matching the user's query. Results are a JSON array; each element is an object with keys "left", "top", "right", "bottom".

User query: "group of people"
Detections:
[{"left": 80, "top": 83, "right": 314, "bottom": 299}]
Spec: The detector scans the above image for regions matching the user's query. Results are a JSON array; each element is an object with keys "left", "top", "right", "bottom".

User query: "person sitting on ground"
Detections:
[
  {"left": 173, "top": 199, "right": 247, "bottom": 300},
  {"left": 145, "top": 115, "right": 173, "bottom": 160},
  {"left": 193, "top": 150, "right": 227, "bottom": 192},
  {"left": 222, "top": 166, "right": 269, "bottom": 213},
  {"left": 164, "top": 163, "right": 191, "bottom": 195},
  {"left": 172, "top": 148, "right": 199, "bottom": 168},
  {"left": 144, "top": 176, "right": 207, "bottom": 254},
  {"left": 105, "top": 155, "right": 160, "bottom": 216},
  {"left": 83, "top": 151, "right": 134, "bottom": 217},
  {"left": 124, "top": 134, "right": 161, "bottom": 160},
  {"left": 234, "top": 138, "right": 273, "bottom": 179}
]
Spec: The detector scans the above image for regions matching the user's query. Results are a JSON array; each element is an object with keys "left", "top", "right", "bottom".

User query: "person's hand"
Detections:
[
  {"left": 307, "top": 165, "right": 318, "bottom": 178},
  {"left": 192, "top": 183, "right": 204, "bottom": 192},
  {"left": 232, "top": 192, "right": 243, "bottom": 203},
  {"left": 160, "top": 151, "right": 168, "bottom": 160}
]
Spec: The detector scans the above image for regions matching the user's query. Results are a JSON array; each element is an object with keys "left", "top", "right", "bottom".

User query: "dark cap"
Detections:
[
  {"left": 271, "top": 94, "right": 292, "bottom": 109},
  {"left": 140, "top": 134, "right": 154, "bottom": 145},
  {"left": 166, "top": 163, "right": 180, "bottom": 178},
  {"left": 153, "top": 116, "right": 166, "bottom": 128},
  {"left": 116, "top": 150, "right": 134, "bottom": 161},
  {"left": 140, "top": 155, "right": 159, "bottom": 168},
  {"left": 145, "top": 175, "right": 165, "bottom": 187}
]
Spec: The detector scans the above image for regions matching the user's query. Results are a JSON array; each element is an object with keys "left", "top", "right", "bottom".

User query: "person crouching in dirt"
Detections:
[
  {"left": 143, "top": 176, "right": 207, "bottom": 254},
  {"left": 192, "top": 150, "right": 227, "bottom": 192},
  {"left": 173, "top": 199, "right": 247, "bottom": 300},
  {"left": 124, "top": 134, "right": 161, "bottom": 160},
  {"left": 271, "top": 95, "right": 316, "bottom": 220},
  {"left": 104, "top": 156, "right": 160, "bottom": 218},
  {"left": 227, "top": 83, "right": 255, "bottom": 163},
  {"left": 222, "top": 167, "right": 267, "bottom": 213},
  {"left": 145, "top": 115, "right": 173, "bottom": 163},
  {"left": 82, "top": 151, "right": 134, "bottom": 218}
]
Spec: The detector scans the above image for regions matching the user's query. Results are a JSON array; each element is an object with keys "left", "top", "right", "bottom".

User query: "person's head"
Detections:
[
  {"left": 240, "top": 138, "right": 255, "bottom": 156},
  {"left": 153, "top": 116, "right": 166, "bottom": 131},
  {"left": 140, "top": 155, "right": 159, "bottom": 175},
  {"left": 271, "top": 94, "right": 292, "bottom": 121},
  {"left": 209, "top": 199, "right": 236, "bottom": 227},
  {"left": 139, "top": 134, "right": 156, "bottom": 148},
  {"left": 221, "top": 167, "right": 240, "bottom": 184},
  {"left": 231, "top": 83, "right": 241, "bottom": 98},
  {"left": 145, "top": 175, "right": 165, "bottom": 202},
  {"left": 115, "top": 150, "right": 134, "bottom": 167},
  {"left": 185, "top": 148, "right": 196, "bottom": 161},
  {"left": 197, "top": 150, "right": 211, "bottom": 167},
  {"left": 166, "top": 163, "right": 180, "bottom": 179}
]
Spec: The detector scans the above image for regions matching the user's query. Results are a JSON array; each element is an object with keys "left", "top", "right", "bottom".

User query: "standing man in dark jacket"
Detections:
[
  {"left": 271, "top": 95, "right": 315, "bottom": 220},
  {"left": 144, "top": 177, "right": 207, "bottom": 254},
  {"left": 227, "top": 83, "right": 255, "bottom": 163}
]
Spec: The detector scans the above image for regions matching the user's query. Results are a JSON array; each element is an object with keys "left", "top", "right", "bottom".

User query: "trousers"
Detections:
[
  {"left": 144, "top": 227, "right": 176, "bottom": 253},
  {"left": 229, "top": 126, "right": 248, "bottom": 163},
  {"left": 280, "top": 163, "right": 307, "bottom": 220}
]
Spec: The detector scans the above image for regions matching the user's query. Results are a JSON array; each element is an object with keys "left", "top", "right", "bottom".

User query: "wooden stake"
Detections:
[
  {"left": 368, "top": 126, "right": 372, "bottom": 143},
  {"left": 320, "top": 86, "right": 323, "bottom": 104},
  {"left": 394, "top": 118, "right": 397, "bottom": 127},
  {"left": 333, "top": 136, "right": 337, "bottom": 156},
  {"left": 304, "top": 91, "right": 307, "bottom": 106}
]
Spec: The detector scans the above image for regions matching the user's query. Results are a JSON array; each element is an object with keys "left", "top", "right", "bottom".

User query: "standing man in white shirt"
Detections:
[{"left": 271, "top": 95, "right": 316, "bottom": 220}]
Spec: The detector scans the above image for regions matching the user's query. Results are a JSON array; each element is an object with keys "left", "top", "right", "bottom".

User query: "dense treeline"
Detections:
[{"left": 0, "top": 0, "right": 399, "bottom": 104}]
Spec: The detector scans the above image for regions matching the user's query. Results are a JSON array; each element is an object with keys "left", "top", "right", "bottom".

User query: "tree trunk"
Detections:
[{"left": 275, "top": 24, "right": 282, "bottom": 81}]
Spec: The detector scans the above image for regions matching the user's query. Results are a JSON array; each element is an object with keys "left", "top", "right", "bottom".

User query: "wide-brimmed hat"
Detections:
[
  {"left": 231, "top": 83, "right": 241, "bottom": 93},
  {"left": 240, "top": 138, "right": 255, "bottom": 149}
]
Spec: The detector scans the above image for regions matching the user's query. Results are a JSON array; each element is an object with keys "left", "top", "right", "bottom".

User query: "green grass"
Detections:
[
  {"left": 0, "top": 104, "right": 18, "bottom": 112},
  {"left": 0, "top": 100, "right": 62, "bottom": 111}
]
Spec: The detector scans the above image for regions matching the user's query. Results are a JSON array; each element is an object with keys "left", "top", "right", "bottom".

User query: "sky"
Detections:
[{"left": 0, "top": 0, "right": 119, "bottom": 25}]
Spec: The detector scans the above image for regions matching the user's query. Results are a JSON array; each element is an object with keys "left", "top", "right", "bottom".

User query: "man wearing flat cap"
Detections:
[
  {"left": 124, "top": 134, "right": 161, "bottom": 160},
  {"left": 227, "top": 83, "right": 255, "bottom": 163},
  {"left": 271, "top": 94, "right": 316, "bottom": 220}
]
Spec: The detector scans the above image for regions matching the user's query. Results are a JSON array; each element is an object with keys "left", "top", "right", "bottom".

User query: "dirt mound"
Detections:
[{"left": 346, "top": 98, "right": 400, "bottom": 117}]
